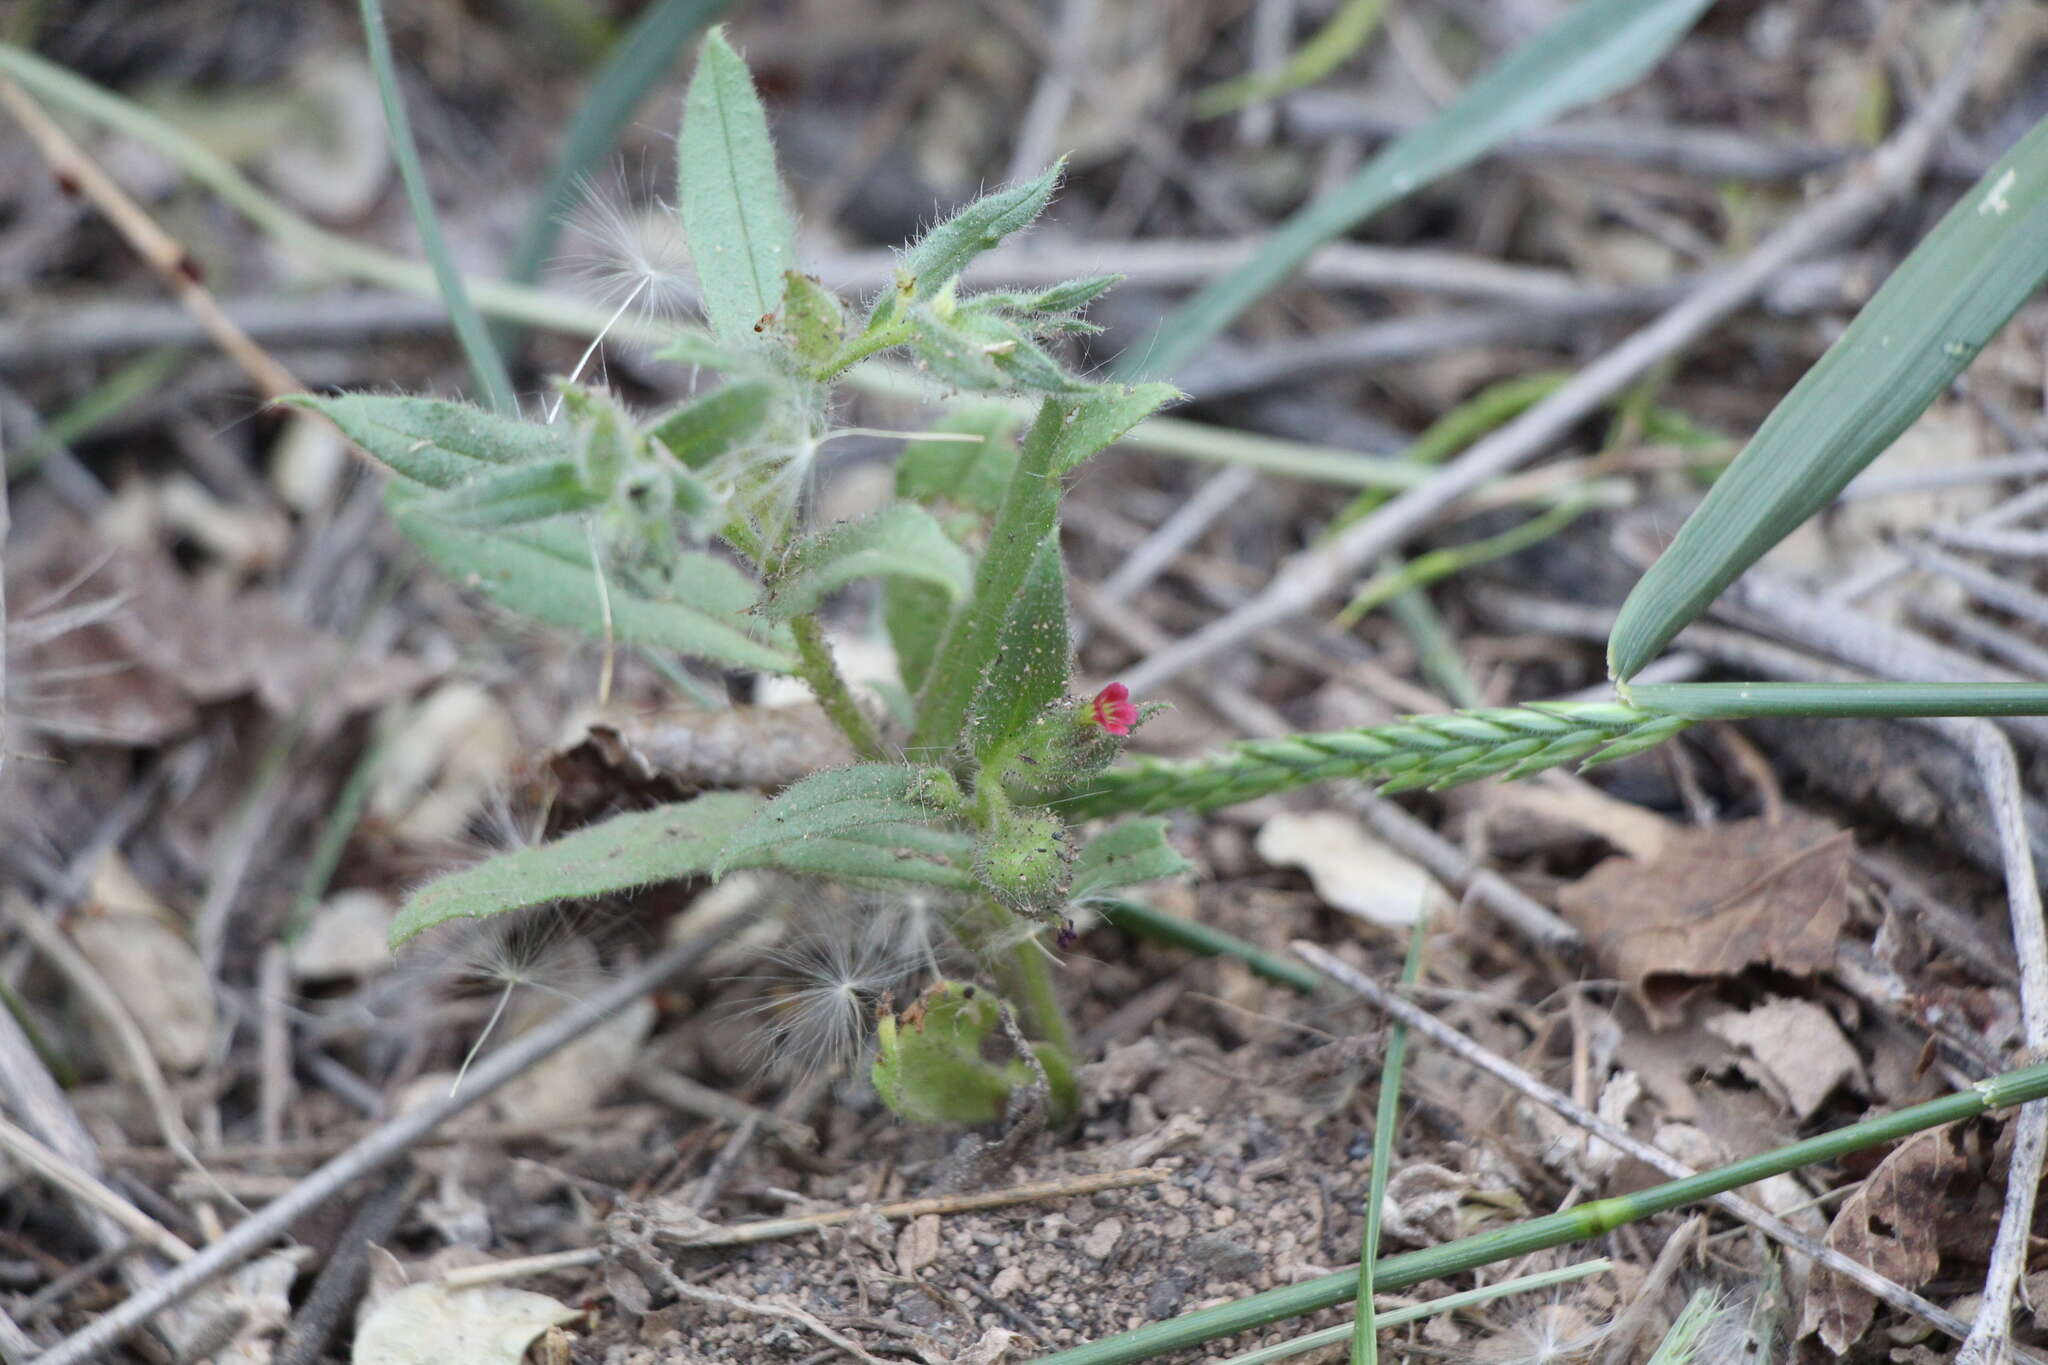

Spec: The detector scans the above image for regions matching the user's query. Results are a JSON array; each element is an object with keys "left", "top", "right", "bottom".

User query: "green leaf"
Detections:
[
  {"left": 679, "top": 27, "right": 797, "bottom": 344},
  {"left": 1608, "top": 109, "right": 2048, "bottom": 679},
  {"left": 391, "top": 496, "right": 797, "bottom": 672},
  {"left": 872, "top": 982, "right": 1055, "bottom": 1124},
  {"left": 407, "top": 460, "right": 603, "bottom": 527},
  {"left": 777, "top": 270, "right": 845, "bottom": 370},
  {"left": 763, "top": 504, "right": 974, "bottom": 620},
  {"left": 1113, "top": 0, "right": 1715, "bottom": 381},
  {"left": 971, "top": 274, "right": 1123, "bottom": 316},
  {"left": 894, "top": 406, "right": 1019, "bottom": 513},
  {"left": 285, "top": 394, "right": 564, "bottom": 489},
  {"left": 884, "top": 578, "right": 952, "bottom": 696},
  {"left": 970, "top": 535, "right": 1069, "bottom": 759},
  {"left": 389, "top": 792, "right": 762, "bottom": 946},
  {"left": 901, "top": 162, "right": 1062, "bottom": 303},
  {"left": 728, "top": 830, "right": 977, "bottom": 891},
  {"left": 1047, "top": 382, "right": 1181, "bottom": 473},
  {"left": 646, "top": 380, "right": 778, "bottom": 468},
  {"left": 1070, "top": 819, "right": 1193, "bottom": 903},
  {"left": 712, "top": 763, "right": 963, "bottom": 875}
]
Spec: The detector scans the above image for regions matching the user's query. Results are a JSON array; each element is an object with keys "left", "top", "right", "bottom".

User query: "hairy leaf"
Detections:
[
  {"left": 408, "top": 460, "right": 602, "bottom": 527},
  {"left": 713, "top": 763, "right": 963, "bottom": 875},
  {"left": 1070, "top": 819, "right": 1193, "bottom": 903},
  {"left": 286, "top": 394, "right": 563, "bottom": 489},
  {"left": 392, "top": 498, "right": 796, "bottom": 672},
  {"left": 884, "top": 577, "right": 953, "bottom": 696},
  {"left": 679, "top": 28, "right": 797, "bottom": 344},
  {"left": 970, "top": 535, "right": 1069, "bottom": 759},
  {"left": 763, "top": 503, "right": 973, "bottom": 620},
  {"left": 647, "top": 379, "right": 777, "bottom": 468},
  {"left": 1047, "top": 382, "right": 1182, "bottom": 473},
  {"left": 390, "top": 792, "right": 763, "bottom": 946},
  {"left": 894, "top": 406, "right": 1019, "bottom": 513},
  {"left": 777, "top": 270, "right": 845, "bottom": 370},
  {"left": 872, "top": 982, "right": 1059, "bottom": 1124},
  {"left": 901, "top": 162, "right": 1062, "bottom": 303}
]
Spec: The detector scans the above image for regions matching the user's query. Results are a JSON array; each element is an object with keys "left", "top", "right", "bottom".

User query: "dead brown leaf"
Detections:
[
  {"left": 1798, "top": 1129, "right": 1965, "bottom": 1353},
  {"left": 1557, "top": 813, "right": 1852, "bottom": 1027},
  {"left": 549, "top": 704, "right": 857, "bottom": 812}
]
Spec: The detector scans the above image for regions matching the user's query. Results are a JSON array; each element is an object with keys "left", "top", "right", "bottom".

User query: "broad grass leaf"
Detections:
[
  {"left": 679, "top": 28, "right": 797, "bottom": 344},
  {"left": 762, "top": 504, "right": 973, "bottom": 620},
  {"left": 389, "top": 792, "right": 764, "bottom": 946},
  {"left": 1608, "top": 110, "right": 2048, "bottom": 679}
]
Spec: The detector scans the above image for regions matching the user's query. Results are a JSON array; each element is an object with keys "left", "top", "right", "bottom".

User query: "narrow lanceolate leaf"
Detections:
[
  {"left": 901, "top": 162, "right": 1062, "bottom": 302},
  {"left": 1070, "top": 819, "right": 1193, "bottom": 903},
  {"left": 910, "top": 385, "right": 1178, "bottom": 753},
  {"left": 1608, "top": 109, "right": 2048, "bottom": 679},
  {"left": 389, "top": 792, "right": 763, "bottom": 946},
  {"left": 1045, "top": 703, "right": 1684, "bottom": 820},
  {"left": 762, "top": 504, "right": 974, "bottom": 620},
  {"left": 730, "top": 829, "right": 977, "bottom": 891},
  {"left": 970, "top": 535, "right": 1070, "bottom": 760},
  {"left": 679, "top": 28, "right": 797, "bottom": 344},
  {"left": 885, "top": 578, "right": 952, "bottom": 696},
  {"left": 392, "top": 502, "right": 797, "bottom": 673},
  {"left": 408, "top": 460, "right": 601, "bottom": 527},
  {"left": 646, "top": 379, "right": 777, "bottom": 468},
  {"left": 285, "top": 394, "right": 564, "bottom": 488},
  {"left": 712, "top": 763, "right": 962, "bottom": 875},
  {"left": 1113, "top": 0, "right": 1714, "bottom": 382}
]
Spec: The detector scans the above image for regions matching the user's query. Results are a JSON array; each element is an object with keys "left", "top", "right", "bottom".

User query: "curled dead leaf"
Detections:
[
  {"left": 1557, "top": 813, "right": 1851, "bottom": 1027},
  {"left": 1798, "top": 1129, "right": 1965, "bottom": 1353}
]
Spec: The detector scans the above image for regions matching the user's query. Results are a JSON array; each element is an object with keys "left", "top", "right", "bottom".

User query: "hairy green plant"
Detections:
[{"left": 303, "top": 25, "right": 2048, "bottom": 1138}]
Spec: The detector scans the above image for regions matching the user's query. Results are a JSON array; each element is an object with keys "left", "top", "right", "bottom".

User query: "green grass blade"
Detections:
[
  {"left": 497, "top": 0, "right": 732, "bottom": 350},
  {"left": 1353, "top": 916, "right": 1425, "bottom": 1364},
  {"left": 1193, "top": 0, "right": 1387, "bottom": 119},
  {"left": 679, "top": 27, "right": 798, "bottom": 344},
  {"left": 357, "top": 0, "right": 516, "bottom": 414},
  {"left": 1608, "top": 109, "right": 2048, "bottom": 680},
  {"left": 1112, "top": 0, "right": 1714, "bottom": 382}
]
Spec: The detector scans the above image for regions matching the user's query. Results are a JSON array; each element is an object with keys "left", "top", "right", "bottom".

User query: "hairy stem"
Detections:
[{"left": 789, "top": 616, "right": 885, "bottom": 760}]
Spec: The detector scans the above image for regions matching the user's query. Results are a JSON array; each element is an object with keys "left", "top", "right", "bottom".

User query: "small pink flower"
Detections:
[{"left": 1089, "top": 682, "right": 1139, "bottom": 736}]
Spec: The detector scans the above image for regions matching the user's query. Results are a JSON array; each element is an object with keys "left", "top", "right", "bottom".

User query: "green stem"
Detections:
[
  {"left": 1624, "top": 680, "right": 2048, "bottom": 719},
  {"left": 1039, "top": 1060, "right": 2048, "bottom": 1365},
  {"left": 789, "top": 616, "right": 886, "bottom": 760},
  {"left": 1094, "top": 898, "right": 1322, "bottom": 993},
  {"left": 911, "top": 397, "right": 1065, "bottom": 754},
  {"left": 357, "top": 0, "right": 515, "bottom": 413}
]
